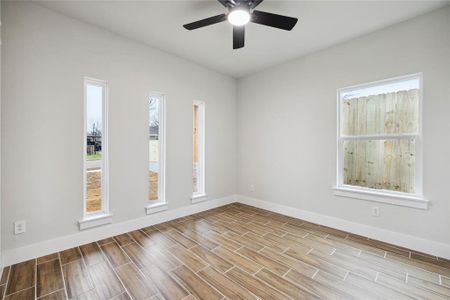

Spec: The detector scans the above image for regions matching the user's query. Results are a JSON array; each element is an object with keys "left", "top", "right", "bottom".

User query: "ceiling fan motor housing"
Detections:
[{"left": 226, "top": 0, "right": 255, "bottom": 11}]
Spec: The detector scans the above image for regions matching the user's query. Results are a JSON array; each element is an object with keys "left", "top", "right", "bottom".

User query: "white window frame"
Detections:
[
  {"left": 79, "top": 77, "right": 112, "bottom": 230},
  {"left": 191, "top": 101, "right": 207, "bottom": 203},
  {"left": 146, "top": 93, "right": 167, "bottom": 214},
  {"left": 334, "top": 73, "right": 428, "bottom": 209}
]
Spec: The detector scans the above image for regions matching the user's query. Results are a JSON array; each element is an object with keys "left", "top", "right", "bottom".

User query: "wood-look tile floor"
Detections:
[{"left": 1, "top": 203, "right": 450, "bottom": 299}]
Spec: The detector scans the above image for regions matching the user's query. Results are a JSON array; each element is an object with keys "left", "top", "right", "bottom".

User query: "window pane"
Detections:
[
  {"left": 149, "top": 96, "right": 160, "bottom": 201},
  {"left": 193, "top": 104, "right": 199, "bottom": 194},
  {"left": 343, "top": 139, "right": 415, "bottom": 193},
  {"left": 193, "top": 102, "right": 204, "bottom": 196},
  {"left": 86, "top": 84, "right": 103, "bottom": 213},
  {"left": 342, "top": 89, "right": 419, "bottom": 136}
]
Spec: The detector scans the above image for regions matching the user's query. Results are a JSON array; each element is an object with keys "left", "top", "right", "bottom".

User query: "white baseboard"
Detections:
[
  {"left": 3, "top": 193, "right": 449, "bottom": 266},
  {"left": 2, "top": 195, "right": 236, "bottom": 266},
  {"left": 237, "top": 195, "right": 450, "bottom": 259}
]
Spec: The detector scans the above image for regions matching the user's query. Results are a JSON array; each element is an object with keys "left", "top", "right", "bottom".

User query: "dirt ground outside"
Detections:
[
  {"left": 148, "top": 171, "right": 158, "bottom": 201},
  {"left": 86, "top": 171, "right": 159, "bottom": 212}
]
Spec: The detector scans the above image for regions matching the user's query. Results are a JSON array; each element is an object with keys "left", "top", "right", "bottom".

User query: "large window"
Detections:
[
  {"left": 84, "top": 78, "right": 108, "bottom": 217},
  {"left": 192, "top": 101, "right": 206, "bottom": 201},
  {"left": 148, "top": 94, "right": 165, "bottom": 204},
  {"left": 336, "top": 74, "right": 425, "bottom": 207}
]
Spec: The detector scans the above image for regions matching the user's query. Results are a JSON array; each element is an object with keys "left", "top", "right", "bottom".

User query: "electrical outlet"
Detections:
[
  {"left": 371, "top": 207, "right": 380, "bottom": 217},
  {"left": 250, "top": 184, "right": 255, "bottom": 192},
  {"left": 14, "top": 220, "right": 26, "bottom": 235}
]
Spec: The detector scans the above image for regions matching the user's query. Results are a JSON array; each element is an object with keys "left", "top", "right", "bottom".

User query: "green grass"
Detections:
[{"left": 87, "top": 152, "right": 102, "bottom": 160}]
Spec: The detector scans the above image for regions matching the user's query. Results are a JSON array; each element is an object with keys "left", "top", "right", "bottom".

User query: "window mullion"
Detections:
[{"left": 340, "top": 134, "right": 419, "bottom": 141}]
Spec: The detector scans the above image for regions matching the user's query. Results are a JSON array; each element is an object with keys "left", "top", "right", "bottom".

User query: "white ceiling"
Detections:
[{"left": 37, "top": 0, "right": 448, "bottom": 78}]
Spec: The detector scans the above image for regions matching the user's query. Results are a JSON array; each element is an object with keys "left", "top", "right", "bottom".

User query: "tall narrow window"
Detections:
[
  {"left": 336, "top": 74, "right": 426, "bottom": 208},
  {"left": 148, "top": 94, "right": 165, "bottom": 204},
  {"left": 84, "top": 78, "right": 108, "bottom": 217},
  {"left": 192, "top": 101, "right": 206, "bottom": 201}
]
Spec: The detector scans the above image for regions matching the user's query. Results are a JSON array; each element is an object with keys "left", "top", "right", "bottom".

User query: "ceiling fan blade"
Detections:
[
  {"left": 183, "top": 14, "right": 227, "bottom": 30},
  {"left": 250, "top": 0, "right": 264, "bottom": 9},
  {"left": 233, "top": 26, "right": 245, "bottom": 49},
  {"left": 251, "top": 10, "right": 298, "bottom": 31}
]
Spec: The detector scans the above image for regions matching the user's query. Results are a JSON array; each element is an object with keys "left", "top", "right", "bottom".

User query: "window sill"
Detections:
[
  {"left": 78, "top": 213, "right": 113, "bottom": 230},
  {"left": 191, "top": 194, "right": 208, "bottom": 204},
  {"left": 146, "top": 202, "right": 168, "bottom": 215},
  {"left": 333, "top": 186, "right": 428, "bottom": 209}
]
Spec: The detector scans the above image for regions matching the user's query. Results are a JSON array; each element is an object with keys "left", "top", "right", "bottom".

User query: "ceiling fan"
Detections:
[{"left": 183, "top": 0, "right": 298, "bottom": 49}]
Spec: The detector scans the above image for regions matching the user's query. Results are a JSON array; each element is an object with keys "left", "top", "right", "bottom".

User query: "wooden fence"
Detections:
[{"left": 342, "top": 89, "right": 419, "bottom": 193}]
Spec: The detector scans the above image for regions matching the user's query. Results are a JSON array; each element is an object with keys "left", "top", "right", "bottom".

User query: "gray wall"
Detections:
[
  {"left": 237, "top": 7, "right": 450, "bottom": 245},
  {"left": 2, "top": 1, "right": 449, "bottom": 255},
  {"left": 1, "top": 2, "right": 236, "bottom": 251}
]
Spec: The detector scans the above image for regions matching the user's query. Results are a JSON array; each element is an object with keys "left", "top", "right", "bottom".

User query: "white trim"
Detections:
[
  {"left": 148, "top": 93, "right": 166, "bottom": 205},
  {"left": 83, "top": 77, "right": 109, "bottom": 219},
  {"left": 78, "top": 213, "right": 113, "bottom": 230},
  {"left": 2, "top": 195, "right": 236, "bottom": 266},
  {"left": 191, "top": 193, "right": 208, "bottom": 204},
  {"left": 336, "top": 73, "right": 424, "bottom": 206},
  {"left": 333, "top": 186, "right": 428, "bottom": 209},
  {"left": 145, "top": 202, "right": 168, "bottom": 215},
  {"left": 237, "top": 195, "right": 450, "bottom": 259}
]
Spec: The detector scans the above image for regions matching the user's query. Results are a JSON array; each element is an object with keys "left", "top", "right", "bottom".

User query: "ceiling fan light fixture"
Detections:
[{"left": 227, "top": 9, "right": 250, "bottom": 26}]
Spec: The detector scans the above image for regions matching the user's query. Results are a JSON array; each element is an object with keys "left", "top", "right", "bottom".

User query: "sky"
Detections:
[
  {"left": 149, "top": 96, "right": 160, "bottom": 127},
  {"left": 86, "top": 84, "right": 103, "bottom": 133},
  {"left": 87, "top": 86, "right": 160, "bottom": 134}
]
